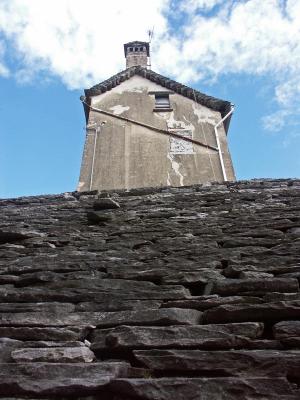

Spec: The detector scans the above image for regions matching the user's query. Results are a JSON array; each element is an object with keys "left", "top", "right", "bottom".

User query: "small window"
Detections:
[
  {"left": 135, "top": 47, "right": 139, "bottom": 51},
  {"left": 155, "top": 94, "right": 170, "bottom": 109},
  {"left": 129, "top": 47, "right": 133, "bottom": 52}
]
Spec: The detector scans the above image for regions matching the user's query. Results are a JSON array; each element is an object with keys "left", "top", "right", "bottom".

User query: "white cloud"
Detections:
[
  {"left": 262, "top": 110, "right": 292, "bottom": 132},
  {"left": 0, "top": 40, "right": 9, "bottom": 77},
  {"left": 0, "top": 0, "right": 299, "bottom": 132},
  {"left": 0, "top": 0, "right": 169, "bottom": 88},
  {"left": 178, "top": 0, "right": 224, "bottom": 12},
  {"left": 154, "top": 0, "right": 300, "bottom": 132}
]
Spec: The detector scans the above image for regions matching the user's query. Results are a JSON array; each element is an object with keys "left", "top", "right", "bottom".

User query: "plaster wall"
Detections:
[{"left": 78, "top": 76, "right": 235, "bottom": 191}]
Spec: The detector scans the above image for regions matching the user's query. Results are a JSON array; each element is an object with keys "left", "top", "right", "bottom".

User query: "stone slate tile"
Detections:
[
  {"left": 0, "top": 326, "right": 90, "bottom": 341},
  {"left": 134, "top": 349, "right": 300, "bottom": 378},
  {"left": 273, "top": 321, "right": 300, "bottom": 340},
  {"left": 204, "top": 300, "right": 300, "bottom": 323},
  {"left": 11, "top": 347, "right": 95, "bottom": 363},
  {"left": 0, "top": 338, "right": 23, "bottom": 362},
  {"left": 0, "top": 362, "right": 129, "bottom": 396},
  {"left": 205, "top": 278, "right": 299, "bottom": 296},
  {"left": 0, "top": 302, "right": 75, "bottom": 313},
  {"left": 0, "top": 308, "right": 201, "bottom": 328},
  {"left": 75, "top": 300, "right": 162, "bottom": 312},
  {"left": 0, "top": 285, "right": 189, "bottom": 302},
  {"left": 91, "top": 322, "right": 263, "bottom": 351},
  {"left": 162, "top": 295, "right": 263, "bottom": 311},
  {"left": 106, "top": 267, "right": 225, "bottom": 284},
  {"left": 109, "top": 377, "right": 298, "bottom": 400}
]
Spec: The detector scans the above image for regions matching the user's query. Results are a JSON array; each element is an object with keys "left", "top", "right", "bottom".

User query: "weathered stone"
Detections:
[
  {"left": 22, "top": 340, "right": 87, "bottom": 348},
  {"left": 109, "top": 377, "right": 298, "bottom": 400},
  {"left": 0, "top": 231, "right": 30, "bottom": 244},
  {"left": 0, "top": 326, "right": 90, "bottom": 341},
  {"left": 224, "top": 264, "right": 300, "bottom": 277},
  {"left": 87, "top": 211, "right": 114, "bottom": 223},
  {"left": 0, "top": 338, "right": 23, "bottom": 362},
  {"left": 162, "top": 295, "right": 263, "bottom": 311},
  {"left": 106, "top": 267, "right": 224, "bottom": 284},
  {"left": 93, "top": 198, "right": 120, "bottom": 210},
  {"left": 0, "top": 308, "right": 201, "bottom": 328},
  {"left": 91, "top": 322, "right": 263, "bottom": 351},
  {"left": 0, "top": 302, "right": 75, "bottom": 313},
  {"left": 0, "top": 285, "right": 189, "bottom": 302},
  {"left": 161, "top": 269, "right": 225, "bottom": 285},
  {"left": 134, "top": 349, "right": 300, "bottom": 378},
  {"left": 222, "top": 237, "right": 283, "bottom": 248},
  {"left": 76, "top": 300, "right": 162, "bottom": 312},
  {"left": 273, "top": 321, "right": 300, "bottom": 340},
  {"left": 0, "top": 362, "right": 129, "bottom": 396},
  {"left": 1, "top": 180, "right": 300, "bottom": 398},
  {"left": 205, "top": 278, "right": 299, "bottom": 296},
  {"left": 11, "top": 347, "right": 95, "bottom": 363},
  {"left": 204, "top": 301, "right": 300, "bottom": 323},
  {"left": 264, "top": 292, "right": 300, "bottom": 302},
  {"left": 239, "top": 271, "right": 274, "bottom": 279}
]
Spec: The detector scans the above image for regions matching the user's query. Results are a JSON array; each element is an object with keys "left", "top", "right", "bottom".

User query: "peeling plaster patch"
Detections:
[
  {"left": 167, "top": 153, "right": 184, "bottom": 186},
  {"left": 193, "top": 104, "right": 218, "bottom": 125},
  {"left": 111, "top": 76, "right": 165, "bottom": 94},
  {"left": 91, "top": 76, "right": 165, "bottom": 104},
  {"left": 170, "top": 131, "right": 194, "bottom": 154},
  {"left": 109, "top": 105, "right": 130, "bottom": 115},
  {"left": 77, "top": 181, "right": 85, "bottom": 191},
  {"left": 167, "top": 172, "right": 171, "bottom": 186}
]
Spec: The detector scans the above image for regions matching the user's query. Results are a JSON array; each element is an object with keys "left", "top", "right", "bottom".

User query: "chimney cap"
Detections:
[{"left": 124, "top": 41, "right": 150, "bottom": 57}]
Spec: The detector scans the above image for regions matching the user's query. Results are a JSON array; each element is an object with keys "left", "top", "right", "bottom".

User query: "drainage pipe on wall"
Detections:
[
  {"left": 214, "top": 105, "right": 234, "bottom": 182},
  {"left": 89, "top": 121, "right": 106, "bottom": 190}
]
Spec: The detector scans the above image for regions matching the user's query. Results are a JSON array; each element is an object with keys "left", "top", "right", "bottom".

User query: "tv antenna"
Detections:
[
  {"left": 147, "top": 26, "right": 154, "bottom": 69},
  {"left": 148, "top": 26, "right": 154, "bottom": 43}
]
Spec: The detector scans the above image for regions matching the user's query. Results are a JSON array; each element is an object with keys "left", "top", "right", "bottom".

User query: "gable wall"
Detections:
[{"left": 78, "top": 76, "right": 235, "bottom": 191}]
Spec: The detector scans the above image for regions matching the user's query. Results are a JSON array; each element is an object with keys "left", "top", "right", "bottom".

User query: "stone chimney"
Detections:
[{"left": 124, "top": 41, "right": 150, "bottom": 68}]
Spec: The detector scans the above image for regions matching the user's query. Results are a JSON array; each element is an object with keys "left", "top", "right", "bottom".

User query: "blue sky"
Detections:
[{"left": 1, "top": 0, "right": 300, "bottom": 198}]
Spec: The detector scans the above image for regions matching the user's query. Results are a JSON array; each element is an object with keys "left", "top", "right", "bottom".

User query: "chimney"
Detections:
[{"left": 124, "top": 41, "right": 150, "bottom": 68}]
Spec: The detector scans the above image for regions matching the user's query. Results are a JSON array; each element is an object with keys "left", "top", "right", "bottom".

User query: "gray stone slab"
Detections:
[
  {"left": 0, "top": 326, "right": 90, "bottom": 341},
  {"left": 0, "top": 285, "right": 189, "bottom": 302},
  {"left": 93, "top": 198, "right": 120, "bottom": 210},
  {"left": 106, "top": 267, "right": 224, "bottom": 284},
  {"left": 273, "top": 321, "right": 300, "bottom": 339},
  {"left": 205, "top": 278, "right": 299, "bottom": 296},
  {"left": 163, "top": 295, "right": 263, "bottom": 311},
  {"left": 0, "top": 308, "right": 201, "bottom": 328},
  {"left": 75, "top": 300, "right": 162, "bottom": 312},
  {"left": 134, "top": 349, "right": 300, "bottom": 378},
  {"left": 204, "top": 301, "right": 300, "bottom": 323},
  {"left": 11, "top": 347, "right": 95, "bottom": 363},
  {"left": 0, "top": 362, "right": 129, "bottom": 396},
  {"left": 109, "top": 377, "right": 298, "bottom": 400},
  {"left": 91, "top": 322, "right": 263, "bottom": 351},
  {"left": 0, "top": 302, "right": 75, "bottom": 313}
]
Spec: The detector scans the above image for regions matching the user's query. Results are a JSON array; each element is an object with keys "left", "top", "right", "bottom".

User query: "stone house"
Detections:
[{"left": 78, "top": 41, "right": 235, "bottom": 191}]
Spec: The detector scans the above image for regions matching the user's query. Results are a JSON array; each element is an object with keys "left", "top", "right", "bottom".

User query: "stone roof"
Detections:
[
  {"left": 0, "top": 178, "right": 300, "bottom": 399},
  {"left": 83, "top": 66, "right": 233, "bottom": 132}
]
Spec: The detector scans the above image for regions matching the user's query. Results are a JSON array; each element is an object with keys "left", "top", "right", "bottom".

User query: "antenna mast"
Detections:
[{"left": 147, "top": 27, "right": 154, "bottom": 69}]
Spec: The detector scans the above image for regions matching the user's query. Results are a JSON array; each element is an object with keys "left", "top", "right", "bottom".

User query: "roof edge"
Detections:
[{"left": 83, "top": 66, "right": 232, "bottom": 133}]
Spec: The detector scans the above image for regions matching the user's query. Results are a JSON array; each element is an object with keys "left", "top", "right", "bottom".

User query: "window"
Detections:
[{"left": 155, "top": 94, "right": 170, "bottom": 109}]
